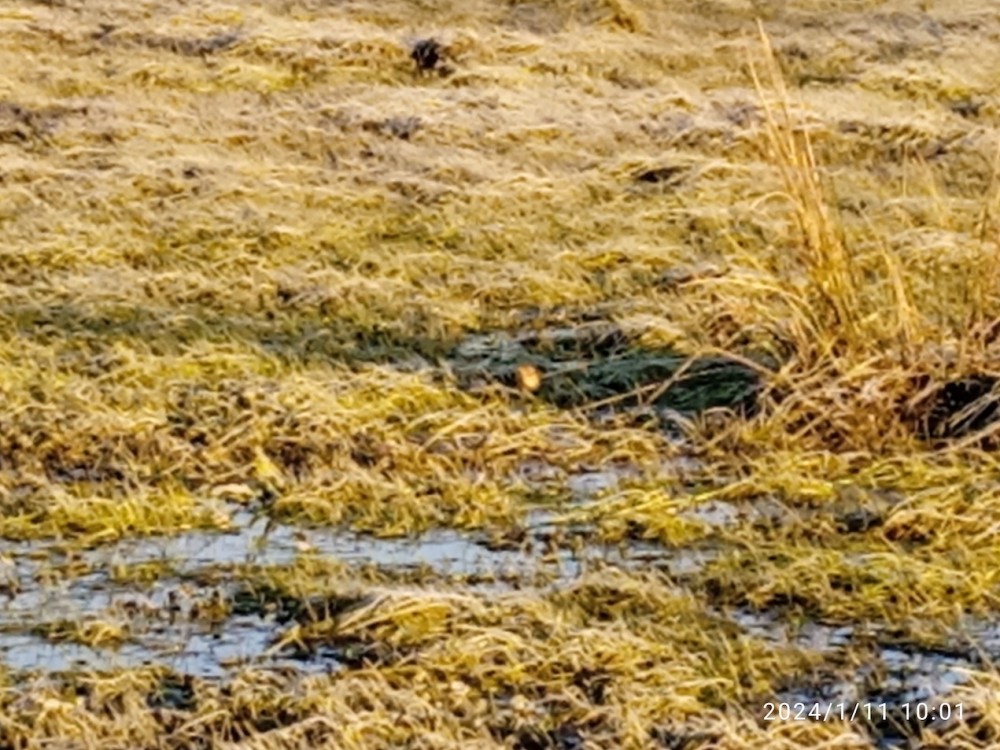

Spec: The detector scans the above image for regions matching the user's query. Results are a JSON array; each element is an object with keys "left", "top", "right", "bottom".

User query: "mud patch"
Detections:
[{"left": 450, "top": 322, "right": 766, "bottom": 417}]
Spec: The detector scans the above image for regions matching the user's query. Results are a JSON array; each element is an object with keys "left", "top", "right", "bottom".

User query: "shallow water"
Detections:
[
  {"left": 734, "top": 606, "right": 999, "bottom": 745},
  {"left": 0, "top": 468, "right": 989, "bottom": 729},
  {"left": 0, "top": 470, "right": 703, "bottom": 678}
]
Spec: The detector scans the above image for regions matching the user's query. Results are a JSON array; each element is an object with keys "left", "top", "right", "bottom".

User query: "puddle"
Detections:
[
  {"left": 566, "top": 470, "right": 628, "bottom": 498},
  {"left": 0, "top": 467, "right": 895, "bottom": 681},
  {"left": 682, "top": 499, "right": 746, "bottom": 528},
  {"left": 0, "top": 465, "right": 975, "bottom": 726},
  {"left": 678, "top": 490, "right": 901, "bottom": 534},
  {"left": 0, "top": 472, "right": 706, "bottom": 679},
  {"left": 0, "top": 617, "right": 280, "bottom": 678},
  {"left": 100, "top": 507, "right": 676, "bottom": 583},
  {"left": 732, "top": 607, "right": 1000, "bottom": 743}
]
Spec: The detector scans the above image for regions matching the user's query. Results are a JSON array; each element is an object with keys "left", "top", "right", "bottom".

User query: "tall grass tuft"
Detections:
[{"left": 748, "top": 24, "right": 919, "bottom": 362}]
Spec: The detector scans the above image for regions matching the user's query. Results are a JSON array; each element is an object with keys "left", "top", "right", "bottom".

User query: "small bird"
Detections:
[
  {"left": 516, "top": 364, "right": 542, "bottom": 393},
  {"left": 410, "top": 39, "right": 441, "bottom": 73}
]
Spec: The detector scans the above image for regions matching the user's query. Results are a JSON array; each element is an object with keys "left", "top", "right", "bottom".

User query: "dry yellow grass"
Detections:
[{"left": 1, "top": 0, "right": 1000, "bottom": 747}]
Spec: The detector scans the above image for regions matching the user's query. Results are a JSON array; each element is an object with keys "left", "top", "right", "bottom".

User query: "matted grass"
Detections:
[{"left": 1, "top": 0, "right": 1000, "bottom": 747}]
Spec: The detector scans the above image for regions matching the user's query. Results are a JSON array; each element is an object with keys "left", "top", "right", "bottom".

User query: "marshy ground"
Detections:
[{"left": 2, "top": 0, "right": 1000, "bottom": 747}]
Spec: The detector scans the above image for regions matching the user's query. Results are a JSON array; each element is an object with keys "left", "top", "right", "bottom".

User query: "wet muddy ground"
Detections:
[
  {"left": 0, "top": 469, "right": 675, "bottom": 676},
  {"left": 2, "top": 466, "right": 994, "bottom": 747}
]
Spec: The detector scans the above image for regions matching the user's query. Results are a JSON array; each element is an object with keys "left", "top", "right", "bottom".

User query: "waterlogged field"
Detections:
[{"left": 1, "top": 0, "right": 1000, "bottom": 747}]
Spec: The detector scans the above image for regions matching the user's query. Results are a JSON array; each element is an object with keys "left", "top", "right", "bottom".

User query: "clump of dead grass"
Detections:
[{"left": 694, "top": 25, "right": 1000, "bottom": 456}]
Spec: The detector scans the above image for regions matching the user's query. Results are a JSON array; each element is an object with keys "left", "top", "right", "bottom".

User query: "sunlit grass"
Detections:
[{"left": 1, "top": 0, "right": 1000, "bottom": 746}]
